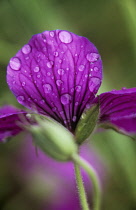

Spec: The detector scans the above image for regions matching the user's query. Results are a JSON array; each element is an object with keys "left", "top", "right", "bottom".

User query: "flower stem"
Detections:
[
  {"left": 74, "top": 162, "right": 90, "bottom": 210},
  {"left": 72, "top": 153, "right": 101, "bottom": 210}
]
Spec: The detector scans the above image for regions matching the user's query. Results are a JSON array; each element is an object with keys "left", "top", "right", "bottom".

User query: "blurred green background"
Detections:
[{"left": 0, "top": 0, "right": 136, "bottom": 209}]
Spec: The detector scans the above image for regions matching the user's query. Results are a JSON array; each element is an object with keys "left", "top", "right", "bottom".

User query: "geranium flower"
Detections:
[{"left": 1, "top": 30, "right": 136, "bottom": 142}]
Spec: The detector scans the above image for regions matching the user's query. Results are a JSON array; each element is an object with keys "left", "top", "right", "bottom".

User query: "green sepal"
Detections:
[
  {"left": 75, "top": 103, "right": 100, "bottom": 144},
  {"left": 99, "top": 122, "right": 136, "bottom": 141},
  {"left": 26, "top": 116, "right": 78, "bottom": 161}
]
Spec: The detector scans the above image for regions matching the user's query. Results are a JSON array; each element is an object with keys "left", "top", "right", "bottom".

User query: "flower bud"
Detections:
[{"left": 28, "top": 117, "right": 77, "bottom": 161}]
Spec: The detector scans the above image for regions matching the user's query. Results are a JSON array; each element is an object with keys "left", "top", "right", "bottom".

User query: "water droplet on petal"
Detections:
[
  {"left": 43, "top": 84, "right": 52, "bottom": 93},
  {"left": 89, "top": 77, "right": 101, "bottom": 93},
  {"left": 34, "top": 66, "right": 40, "bottom": 72},
  {"left": 72, "top": 116, "right": 77, "bottom": 122},
  {"left": 94, "top": 66, "right": 99, "bottom": 72},
  {"left": 75, "top": 102, "right": 79, "bottom": 106},
  {"left": 47, "top": 72, "right": 51, "bottom": 76},
  {"left": 17, "top": 95, "right": 25, "bottom": 103},
  {"left": 58, "top": 69, "right": 64, "bottom": 75},
  {"left": 56, "top": 80, "right": 63, "bottom": 86},
  {"left": 78, "top": 65, "right": 85, "bottom": 71},
  {"left": 47, "top": 61, "right": 53, "bottom": 68},
  {"left": 59, "top": 31, "right": 72, "bottom": 43},
  {"left": 66, "top": 67, "right": 69, "bottom": 71},
  {"left": 122, "top": 87, "right": 127, "bottom": 90},
  {"left": 52, "top": 107, "right": 57, "bottom": 111},
  {"left": 75, "top": 85, "right": 81, "bottom": 92},
  {"left": 22, "top": 44, "right": 31, "bottom": 54},
  {"left": 59, "top": 60, "right": 62, "bottom": 64},
  {"left": 54, "top": 51, "right": 59, "bottom": 57},
  {"left": 40, "top": 99, "right": 45, "bottom": 104},
  {"left": 50, "top": 31, "right": 55, "bottom": 37},
  {"left": 61, "top": 93, "right": 71, "bottom": 105},
  {"left": 10, "top": 57, "right": 21, "bottom": 70},
  {"left": 22, "top": 82, "right": 26, "bottom": 86},
  {"left": 60, "top": 111, "right": 64, "bottom": 115},
  {"left": 86, "top": 53, "right": 100, "bottom": 62},
  {"left": 71, "top": 88, "right": 74, "bottom": 93},
  {"left": 37, "top": 74, "right": 41, "bottom": 78}
]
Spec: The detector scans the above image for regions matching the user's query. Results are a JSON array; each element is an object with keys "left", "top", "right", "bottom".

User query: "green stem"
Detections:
[
  {"left": 74, "top": 162, "right": 90, "bottom": 210},
  {"left": 72, "top": 154, "right": 101, "bottom": 210}
]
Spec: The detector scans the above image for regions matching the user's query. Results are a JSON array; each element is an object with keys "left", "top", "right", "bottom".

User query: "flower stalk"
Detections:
[
  {"left": 74, "top": 162, "right": 90, "bottom": 210},
  {"left": 72, "top": 153, "right": 101, "bottom": 210}
]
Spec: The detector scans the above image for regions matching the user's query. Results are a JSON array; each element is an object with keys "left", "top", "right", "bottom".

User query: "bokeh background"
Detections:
[{"left": 0, "top": 0, "right": 136, "bottom": 209}]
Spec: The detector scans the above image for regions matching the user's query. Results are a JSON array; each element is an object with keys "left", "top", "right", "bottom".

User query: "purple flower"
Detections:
[{"left": 1, "top": 29, "right": 136, "bottom": 141}]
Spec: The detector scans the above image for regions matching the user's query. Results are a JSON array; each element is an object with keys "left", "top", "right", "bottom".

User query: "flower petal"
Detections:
[
  {"left": 0, "top": 105, "right": 27, "bottom": 142},
  {"left": 7, "top": 30, "right": 102, "bottom": 131},
  {"left": 97, "top": 88, "right": 136, "bottom": 133}
]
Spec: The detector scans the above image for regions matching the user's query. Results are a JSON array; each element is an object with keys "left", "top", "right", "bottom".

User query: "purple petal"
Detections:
[
  {"left": 97, "top": 88, "right": 136, "bottom": 133},
  {"left": 7, "top": 30, "right": 102, "bottom": 131},
  {"left": 0, "top": 105, "right": 27, "bottom": 142}
]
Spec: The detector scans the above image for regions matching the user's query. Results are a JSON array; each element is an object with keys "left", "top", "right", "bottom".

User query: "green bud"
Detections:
[
  {"left": 75, "top": 103, "right": 100, "bottom": 144},
  {"left": 27, "top": 117, "right": 77, "bottom": 161}
]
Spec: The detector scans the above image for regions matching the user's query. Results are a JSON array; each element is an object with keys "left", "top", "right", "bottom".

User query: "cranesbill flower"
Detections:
[{"left": 1, "top": 30, "right": 136, "bottom": 141}]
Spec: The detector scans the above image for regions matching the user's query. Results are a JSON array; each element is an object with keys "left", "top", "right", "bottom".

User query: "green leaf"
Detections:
[{"left": 75, "top": 103, "right": 100, "bottom": 144}]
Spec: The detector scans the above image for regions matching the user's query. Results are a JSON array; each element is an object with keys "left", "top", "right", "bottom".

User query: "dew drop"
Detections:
[
  {"left": 94, "top": 66, "right": 99, "bottom": 72},
  {"left": 47, "top": 61, "right": 53, "bottom": 68},
  {"left": 22, "top": 82, "right": 26, "bottom": 87},
  {"left": 71, "top": 88, "right": 74, "bottom": 93},
  {"left": 56, "top": 80, "right": 63, "bottom": 86},
  {"left": 59, "top": 31, "right": 72, "bottom": 43},
  {"left": 25, "top": 56, "right": 29, "bottom": 60},
  {"left": 50, "top": 31, "right": 55, "bottom": 37},
  {"left": 54, "top": 51, "right": 59, "bottom": 57},
  {"left": 61, "top": 93, "right": 71, "bottom": 105},
  {"left": 86, "top": 53, "right": 100, "bottom": 62},
  {"left": 10, "top": 57, "right": 21, "bottom": 70},
  {"left": 75, "top": 85, "right": 81, "bottom": 92},
  {"left": 59, "top": 60, "right": 62, "bottom": 64},
  {"left": 47, "top": 72, "right": 51, "bottom": 76},
  {"left": 26, "top": 114, "right": 31, "bottom": 119},
  {"left": 37, "top": 74, "right": 41, "bottom": 78},
  {"left": 17, "top": 95, "right": 25, "bottom": 103},
  {"left": 89, "top": 77, "right": 101, "bottom": 93},
  {"left": 66, "top": 67, "right": 69, "bottom": 71},
  {"left": 60, "top": 111, "right": 64, "bottom": 115},
  {"left": 75, "top": 102, "right": 79, "bottom": 106},
  {"left": 72, "top": 116, "right": 77, "bottom": 122},
  {"left": 78, "top": 65, "right": 85, "bottom": 71},
  {"left": 40, "top": 99, "right": 45, "bottom": 104},
  {"left": 52, "top": 107, "right": 57, "bottom": 111},
  {"left": 85, "top": 74, "right": 88, "bottom": 78},
  {"left": 43, "top": 47, "right": 47, "bottom": 52},
  {"left": 34, "top": 66, "right": 40, "bottom": 72},
  {"left": 22, "top": 44, "right": 31, "bottom": 54},
  {"left": 43, "top": 84, "right": 52, "bottom": 93},
  {"left": 58, "top": 69, "right": 64, "bottom": 75},
  {"left": 122, "top": 87, "right": 127, "bottom": 90}
]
